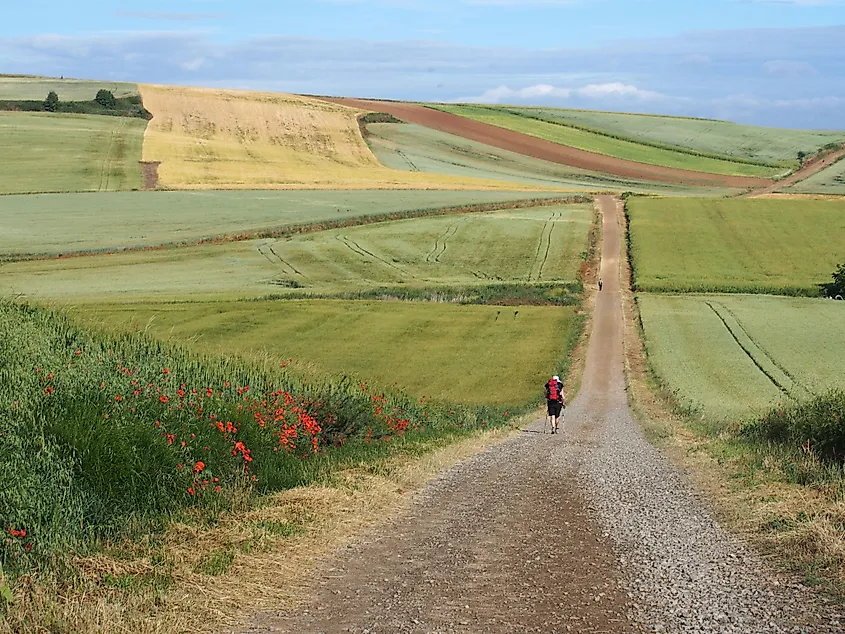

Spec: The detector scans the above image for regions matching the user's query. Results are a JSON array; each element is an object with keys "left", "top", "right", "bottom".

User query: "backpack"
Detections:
[{"left": 547, "top": 379, "right": 560, "bottom": 401}]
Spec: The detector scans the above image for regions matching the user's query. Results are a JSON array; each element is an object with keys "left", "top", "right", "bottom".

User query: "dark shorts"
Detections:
[{"left": 547, "top": 400, "right": 563, "bottom": 417}]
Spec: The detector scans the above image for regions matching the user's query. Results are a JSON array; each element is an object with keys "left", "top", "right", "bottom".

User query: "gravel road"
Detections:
[{"left": 242, "top": 196, "right": 841, "bottom": 633}]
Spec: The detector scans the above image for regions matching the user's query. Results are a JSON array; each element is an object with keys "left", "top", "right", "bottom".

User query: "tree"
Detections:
[
  {"left": 820, "top": 262, "right": 845, "bottom": 298},
  {"left": 95, "top": 89, "right": 116, "bottom": 109},
  {"left": 43, "top": 91, "right": 59, "bottom": 112},
  {"left": 797, "top": 150, "right": 807, "bottom": 164}
]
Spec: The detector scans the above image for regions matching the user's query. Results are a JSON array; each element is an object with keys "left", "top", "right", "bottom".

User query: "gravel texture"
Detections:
[{"left": 240, "top": 197, "right": 842, "bottom": 633}]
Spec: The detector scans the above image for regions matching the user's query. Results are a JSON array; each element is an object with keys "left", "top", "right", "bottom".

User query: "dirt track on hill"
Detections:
[
  {"left": 241, "top": 197, "right": 838, "bottom": 634},
  {"left": 320, "top": 98, "right": 773, "bottom": 190},
  {"left": 745, "top": 145, "right": 845, "bottom": 197}
]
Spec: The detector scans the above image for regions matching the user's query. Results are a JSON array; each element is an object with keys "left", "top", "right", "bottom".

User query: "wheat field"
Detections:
[{"left": 140, "top": 85, "right": 557, "bottom": 191}]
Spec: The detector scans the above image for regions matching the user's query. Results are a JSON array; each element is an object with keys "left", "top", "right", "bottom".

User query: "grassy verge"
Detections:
[{"left": 0, "top": 294, "right": 577, "bottom": 630}]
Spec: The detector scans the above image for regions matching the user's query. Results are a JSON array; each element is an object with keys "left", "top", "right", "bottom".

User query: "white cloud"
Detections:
[
  {"left": 763, "top": 60, "right": 818, "bottom": 77},
  {"left": 460, "top": 82, "right": 668, "bottom": 104}
]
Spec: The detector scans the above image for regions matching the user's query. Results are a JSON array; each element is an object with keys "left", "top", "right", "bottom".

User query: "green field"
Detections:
[
  {"left": 0, "top": 190, "right": 567, "bottom": 257},
  {"left": 505, "top": 107, "right": 844, "bottom": 166},
  {"left": 627, "top": 197, "right": 845, "bottom": 295},
  {"left": 0, "top": 112, "right": 147, "bottom": 194},
  {"left": 639, "top": 294, "right": 845, "bottom": 421},
  {"left": 0, "top": 76, "right": 138, "bottom": 101},
  {"left": 365, "top": 122, "right": 739, "bottom": 197},
  {"left": 2, "top": 204, "right": 592, "bottom": 300},
  {"left": 75, "top": 299, "right": 574, "bottom": 406},
  {"left": 433, "top": 105, "right": 783, "bottom": 178},
  {"left": 786, "top": 157, "right": 845, "bottom": 195}
]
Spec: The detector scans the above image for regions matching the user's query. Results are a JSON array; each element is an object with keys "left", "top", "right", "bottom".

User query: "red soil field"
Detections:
[{"left": 320, "top": 97, "right": 774, "bottom": 189}]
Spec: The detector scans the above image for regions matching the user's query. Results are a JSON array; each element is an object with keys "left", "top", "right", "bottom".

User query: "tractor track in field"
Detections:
[
  {"left": 425, "top": 223, "right": 460, "bottom": 263},
  {"left": 257, "top": 242, "right": 306, "bottom": 278},
  {"left": 706, "top": 300, "right": 811, "bottom": 399},
  {"left": 337, "top": 234, "right": 412, "bottom": 277},
  {"left": 243, "top": 196, "right": 839, "bottom": 634},
  {"left": 320, "top": 97, "right": 774, "bottom": 189},
  {"left": 97, "top": 125, "right": 118, "bottom": 192},
  {"left": 268, "top": 244, "right": 305, "bottom": 277},
  {"left": 528, "top": 211, "right": 560, "bottom": 282}
]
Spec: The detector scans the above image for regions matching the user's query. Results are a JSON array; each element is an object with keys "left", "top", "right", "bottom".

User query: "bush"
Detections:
[
  {"left": 43, "top": 91, "right": 59, "bottom": 112},
  {"left": 741, "top": 390, "right": 845, "bottom": 462},
  {"left": 94, "top": 89, "right": 116, "bottom": 109},
  {"left": 820, "top": 262, "right": 845, "bottom": 298}
]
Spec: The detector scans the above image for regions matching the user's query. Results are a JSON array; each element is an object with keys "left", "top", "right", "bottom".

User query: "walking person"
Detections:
[
  {"left": 544, "top": 375, "right": 566, "bottom": 434},
  {"left": 598, "top": 278, "right": 603, "bottom": 292}
]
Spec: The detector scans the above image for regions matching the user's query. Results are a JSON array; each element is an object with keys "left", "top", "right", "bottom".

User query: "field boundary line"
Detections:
[
  {"left": 2, "top": 196, "right": 587, "bottom": 263},
  {"left": 705, "top": 300, "right": 794, "bottom": 397}
]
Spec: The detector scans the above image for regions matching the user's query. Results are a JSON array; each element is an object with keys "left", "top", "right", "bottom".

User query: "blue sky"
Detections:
[{"left": 2, "top": 0, "right": 845, "bottom": 128}]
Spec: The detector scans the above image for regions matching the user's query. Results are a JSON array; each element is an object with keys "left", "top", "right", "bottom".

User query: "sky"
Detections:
[{"left": 1, "top": 0, "right": 844, "bottom": 128}]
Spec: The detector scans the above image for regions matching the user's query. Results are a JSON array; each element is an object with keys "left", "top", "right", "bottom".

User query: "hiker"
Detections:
[
  {"left": 598, "top": 278, "right": 603, "bottom": 292},
  {"left": 544, "top": 375, "right": 566, "bottom": 434}
]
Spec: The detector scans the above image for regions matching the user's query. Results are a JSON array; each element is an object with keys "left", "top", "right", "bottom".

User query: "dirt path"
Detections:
[
  {"left": 243, "top": 198, "right": 637, "bottom": 632},
  {"left": 319, "top": 98, "right": 772, "bottom": 190},
  {"left": 744, "top": 145, "right": 845, "bottom": 197},
  {"left": 241, "top": 197, "right": 838, "bottom": 634}
]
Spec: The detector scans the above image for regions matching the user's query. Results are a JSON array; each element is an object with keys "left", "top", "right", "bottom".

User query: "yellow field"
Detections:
[{"left": 140, "top": 85, "right": 559, "bottom": 191}]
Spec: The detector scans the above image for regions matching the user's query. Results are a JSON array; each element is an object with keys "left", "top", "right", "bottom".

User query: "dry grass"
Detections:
[
  {"left": 616, "top": 200, "right": 845, "bottom": 598},
  {"left": 1, "top": 424, "right": 522, "bottom": 633},
  {"left": 139, "top": 85, "right": 565, "bottom": 192}
]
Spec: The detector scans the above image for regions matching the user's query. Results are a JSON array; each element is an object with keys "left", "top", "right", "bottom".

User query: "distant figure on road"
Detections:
[
  {"left": 544, "top": 375, "right": 566, "bottom": 435},
  {"left": 598, "top": 278, "right": 603, "bottom": 292}
]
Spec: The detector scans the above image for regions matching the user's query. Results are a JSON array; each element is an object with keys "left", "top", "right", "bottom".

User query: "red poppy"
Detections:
[
  {"left": 159, "top": 395, "right": 169, "bottom": 403},
  {"left": 187, "top": 488, "right": 195, "bottom": 496},
  {"left": 194, "top": 461, "right": 205, "bottom": 473}
]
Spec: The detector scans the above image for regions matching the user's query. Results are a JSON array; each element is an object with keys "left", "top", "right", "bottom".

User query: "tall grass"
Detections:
[
  {"left": 742, "top": 391, "right": 845, "bottom": 463},
  {"left": 0, "top": 300, "right": 513, "bottom": 579}
]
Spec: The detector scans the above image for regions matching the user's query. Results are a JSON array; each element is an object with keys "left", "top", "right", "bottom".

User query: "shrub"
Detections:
[
  {"left": 741, "top": 390, "right": 845, "bottom": 462},
  {"left": 94, "top": 89, "right": 116, "bottom": 109},
  {"left": 43, "top": 91, "right": 58, "bottom": 112},
  {"left": 819, "top": 262, "right": 845, "bottom": 298}
]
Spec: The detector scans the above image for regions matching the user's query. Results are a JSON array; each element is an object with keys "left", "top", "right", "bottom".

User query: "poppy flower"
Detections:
[{"left": 194, "top": 461, "right": 205, "bottom": 473}]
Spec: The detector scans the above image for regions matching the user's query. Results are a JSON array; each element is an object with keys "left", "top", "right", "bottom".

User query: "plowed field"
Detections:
[{"left": 322, "top": 98, "right": 774, "bottom": 189}]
